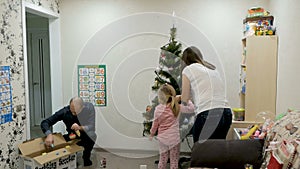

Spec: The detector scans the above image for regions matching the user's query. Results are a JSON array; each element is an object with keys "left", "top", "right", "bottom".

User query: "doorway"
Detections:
[
  {"left": 26, "top": 12, "right": 52, "bottom": 138},
  {"left": 23, "top": 1, "right": 63, "bottom": 140}
]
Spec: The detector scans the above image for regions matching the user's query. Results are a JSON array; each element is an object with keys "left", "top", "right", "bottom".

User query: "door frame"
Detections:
[{"left": 22, "top": 1, "right": 63, "bottom": 140}]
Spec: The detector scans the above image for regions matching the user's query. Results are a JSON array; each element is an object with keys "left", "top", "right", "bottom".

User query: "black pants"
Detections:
[
  {"left": 192, "top": 108, "right": 232, "bottom": 143},
  {"left": 64, "top": 131, "right": 96, "bottom": 162}
]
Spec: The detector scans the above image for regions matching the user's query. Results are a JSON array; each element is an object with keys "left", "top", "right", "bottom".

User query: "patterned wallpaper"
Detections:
[
  {"left": 0, "top": 0, "right": 59, "bottom": 168},
  {"left": 25, "top": 0, "right": 60, "bottom": 14}
]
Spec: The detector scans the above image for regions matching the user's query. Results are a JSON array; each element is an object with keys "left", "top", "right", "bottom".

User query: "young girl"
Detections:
[{"left": 150, "top": 84, "right": 194, "bottom": 169}]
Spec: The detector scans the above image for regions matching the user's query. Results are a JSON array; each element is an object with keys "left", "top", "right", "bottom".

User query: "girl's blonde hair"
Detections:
[{"left": 157, "top": 84, "right": 180, "bottom": 117}]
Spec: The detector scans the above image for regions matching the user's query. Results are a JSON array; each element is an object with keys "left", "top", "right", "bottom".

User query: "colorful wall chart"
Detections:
[
  {"left": 78, "top": 65, "right": 106, "bottom": 106},
  {"left": 0, "top": 66, "right": 13, "bottom": 124}
]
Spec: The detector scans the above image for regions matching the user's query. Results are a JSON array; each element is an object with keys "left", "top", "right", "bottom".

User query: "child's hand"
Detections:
[
  {"left": 149, "top": 136, "right": 153, "bottom": 141},
  {"left": 176, "top": 95, "right": 181, "bottom": 103}
]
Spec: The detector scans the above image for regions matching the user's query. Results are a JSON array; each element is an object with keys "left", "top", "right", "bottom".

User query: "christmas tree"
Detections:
[{"left": 142, "top": 26, "right": 183, "bottom": 136}]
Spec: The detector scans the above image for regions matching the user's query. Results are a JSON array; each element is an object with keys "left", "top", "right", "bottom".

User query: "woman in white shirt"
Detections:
[{"left": 180, "top": 46, "right": 232, "bottom": 143}]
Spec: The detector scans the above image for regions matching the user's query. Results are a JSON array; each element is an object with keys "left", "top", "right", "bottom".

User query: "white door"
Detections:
[{"left": 27, "top": 30, "right": 52, "bottom": 127}]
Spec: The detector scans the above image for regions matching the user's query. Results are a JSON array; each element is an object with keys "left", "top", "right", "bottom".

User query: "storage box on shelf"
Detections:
[
  {"left": 227, "top": 121, "right": 259, "bottom": 140},
  {"left": 243, "top": 15, "right": 275, "bottom": 37},
  {"left": 233, "top": 128, "right": 244, "bottom": 140},
  {"left": 234, "top": 125, "right": 262, "bottom": 141}
]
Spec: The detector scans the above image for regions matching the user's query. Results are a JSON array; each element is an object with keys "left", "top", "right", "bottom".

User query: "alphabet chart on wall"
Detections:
[
  {"left": 78, "top": 65, "right": 106, "bottom": 106},
  {"left": 0, "top": 66, "right": 13, "bottom": 124}
]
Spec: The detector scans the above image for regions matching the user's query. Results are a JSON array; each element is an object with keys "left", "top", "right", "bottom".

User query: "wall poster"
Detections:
[
  {"left": 0, "top": 66, "right": 13, "bottom": 124},
  {"left": 78, "top": 65, "right": 106, "bottom": 106}
]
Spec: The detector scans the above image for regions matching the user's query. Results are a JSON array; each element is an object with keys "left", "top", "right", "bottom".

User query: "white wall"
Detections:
[
  {"left": 60, "top": 0, "right": 272, "bottom": 150},
  {"left": 269, "top": 0, "right": 300, "bottom": 114},
  {"left": 0, "top": 0, "right": 59, "bottom": 168}
]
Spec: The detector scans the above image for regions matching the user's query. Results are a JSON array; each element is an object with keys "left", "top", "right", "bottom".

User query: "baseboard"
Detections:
[
  {"left": 93, "top": 147, "right": 191, "bottom": 156},
  {"left": 93, "top": 147, "right": 158, "bottom": 154}
]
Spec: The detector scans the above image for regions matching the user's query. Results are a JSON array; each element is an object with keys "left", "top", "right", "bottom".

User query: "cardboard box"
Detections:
[{"left": 18, "top": 133, "right": 83, "bottom": 169}]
